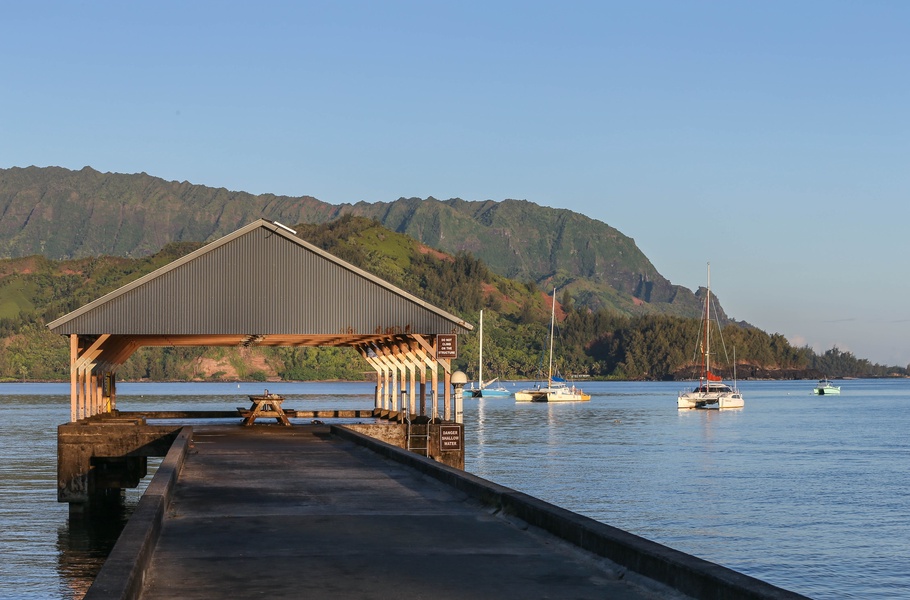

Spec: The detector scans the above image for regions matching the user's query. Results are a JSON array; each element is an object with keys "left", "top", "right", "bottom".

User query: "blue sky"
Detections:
[{"left": 2, "top": 2, "right": 909, "bottom": 366}]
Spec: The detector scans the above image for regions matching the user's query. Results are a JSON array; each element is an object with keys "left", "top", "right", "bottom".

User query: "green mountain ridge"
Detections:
[
  {"left": 0, "top": 166, "right": 707, "bottom": 322},
  {"left": 0, "top": 215, "right": 901, "bottom": 381}
]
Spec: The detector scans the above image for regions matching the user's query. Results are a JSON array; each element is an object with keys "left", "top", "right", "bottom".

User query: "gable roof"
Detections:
[{"left": 48, "top": 219, "right": 472, "bottom": 345}]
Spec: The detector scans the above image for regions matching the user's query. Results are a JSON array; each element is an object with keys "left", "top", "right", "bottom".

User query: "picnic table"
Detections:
[{"left": 238, "top": 391, "right": 294, "bottom": 426}]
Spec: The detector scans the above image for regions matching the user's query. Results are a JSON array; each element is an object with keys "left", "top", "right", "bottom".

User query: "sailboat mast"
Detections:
[
  {"left": 548, "top": 288, "right": 556, "bottom": 385},
  {"left": 733, "top": 346, "right": 737, "bottom": 388},
  {"left": 478, "top": 309, "right": 484, "bottom": 388},
  {"left": 705, "top": 263, "right": 711, "bottom": 381}
]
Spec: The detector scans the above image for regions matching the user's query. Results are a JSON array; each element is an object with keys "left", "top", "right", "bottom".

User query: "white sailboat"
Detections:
[
  {"left": 465, "top": 310, "right": 510, "bottom": 398},
  {"left": 515, "top": 289, "right": 590, "bottom": 403},
  {"left": 677, "top": 264, "right": 744, "bottom": 410}
]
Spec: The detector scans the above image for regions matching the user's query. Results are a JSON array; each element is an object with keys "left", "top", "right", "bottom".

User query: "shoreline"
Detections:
[{"left": 2, "top": 374, "right": 907, "bottom": 386}]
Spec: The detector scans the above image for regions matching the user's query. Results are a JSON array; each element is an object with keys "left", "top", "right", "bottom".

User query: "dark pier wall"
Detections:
[
  {"left": 82, "top": 427, "right": 192, "bottom": 600},
  {"left": 345, "top": 422, "right": 465, "bottom": 469},
  {"left": 57, "top": 412, "right": 463, "bottom": 507},
  {"left": 57, "top": 417, "right": 184, "bottom": 506}
]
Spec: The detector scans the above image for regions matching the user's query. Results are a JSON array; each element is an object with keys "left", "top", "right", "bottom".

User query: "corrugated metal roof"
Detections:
[{"left": 48, "top": 219, "right": 473, "bottom": 338}]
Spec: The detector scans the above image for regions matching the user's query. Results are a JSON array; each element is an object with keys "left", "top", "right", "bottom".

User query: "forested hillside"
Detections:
[
  {"left": 0, "top": 215, "right": 902, "bottom": 382},
  {"left": 0, "top": 166, "right": 703, "bottom": 320}
]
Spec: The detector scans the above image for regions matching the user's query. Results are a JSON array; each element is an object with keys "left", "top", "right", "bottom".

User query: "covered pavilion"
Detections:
[{"left": 48, "top": 218, "right": 473, "bottom": 423}]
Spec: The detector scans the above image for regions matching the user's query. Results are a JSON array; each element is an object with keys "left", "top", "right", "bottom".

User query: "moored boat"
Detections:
[
  {"left": 514, "top": 384, "right": 545, "bottom": 403},
  {"left": 514, "top": 379, "right": 591, "bottom": 403},
  {"left": 466, "top": 309, "right": 511, "bottom": 398},
  {"left": 677, "top": 264, "right": 744, "bottom": 410},
  {"left": 544, "top": 379, "right": 591, "bottom": 402},
  {"left": 677, "top": 380, "right": 744, "bottom": 409},
  {"left": 467, "top": 378, "right": 511, "bottom": 398},
  {"left": 515, "top": 288, "right": 590, "bottom": 403},
  {"left": 813, "top": 378, "right": 841, "bottom": 395}
]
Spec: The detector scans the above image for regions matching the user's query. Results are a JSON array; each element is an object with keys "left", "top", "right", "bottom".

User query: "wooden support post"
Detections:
[
  {"left": 408, "top": 358, "right": 417, "bottom": 416},
  {"left": 411, "top": 334, "right": 445, "bottom": 421},
  {"left": 78, "top": 367, "right": 87, "bottom": 421},
  {"left": 73, "top": 334, "right": 111, "bottom": 419},
  {"left": 377, "top": 359, "right": 386, "bottom": 410},
  {"left": 403, "top": 342, "right": 419, "bottom": 416},
  {"left": 392, "top": 339, "right": 414, "bottom": 417},
  {"left": 87, "top": 368, "right": 95, "bottom": 418},
  {"left": 431, "top": 363, "right": 439, "bottom": 420},
  {"left": 389, "top": 359, "right": 400, "bottom": 412},
  {"left": 383, "top": 364, "right": 391, "bottom": 410},
  {"left": 69, "top": 335, "right": 78, "bottom": 422},
  {"left": 357, "top": 346, "right": 385, "bottom": 410},
  {"left": 106, "top": 371, "right": 117, "bottom": 412},
  {"left": 376, "top": 356, "right": 391, "bottom": 411},
  {"left": 406, "top": 339, "right": 430, "bottom": 417},
  {"left": 367, "top": 345, "right": 390, "bottom": 410},
  {"left": 419, "top": 367, "right": 427, "bottom": 417},
  {"left": 381, "top": 344, "right": 412, "bottom": 421},
  {"left": 444, "top": 369, "right": 452, "bottom": 421},
  {"left": 399, "top": 366, "right": 407, "bottom": 418},
  {"left": 92, "top": 371, "right": 101, "bottom": 417},
  {"left": 378, "top": 349, "right": 391, "bottom": 411}
]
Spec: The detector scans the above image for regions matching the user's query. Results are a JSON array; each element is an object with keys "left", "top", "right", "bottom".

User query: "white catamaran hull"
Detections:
[
  {"left": 514, "top": 390, "right": 539, "bottom": 402},
  {"left": 677, "top": 391, "right": 744, "bottom": 409},
  {"left": 544, "top": 385, "right": 591, "bottom": 402},
  {"left": 515, "top": 383, "right": 591, "bottom": 403}
]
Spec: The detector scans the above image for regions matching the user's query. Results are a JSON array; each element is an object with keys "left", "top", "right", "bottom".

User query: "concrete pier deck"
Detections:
[{"left": 86, "top": 424, "right": 809, "bottom": 600}]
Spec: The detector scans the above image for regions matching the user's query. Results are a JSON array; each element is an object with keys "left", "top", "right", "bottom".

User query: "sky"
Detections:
[{"left": 2, "top": 1, "right": 909, "bottom": 366}]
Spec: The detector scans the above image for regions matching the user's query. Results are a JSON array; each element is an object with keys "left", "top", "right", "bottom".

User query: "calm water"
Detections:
[{"left": 1, "top": 379, "right": 908, "bottom": 599}]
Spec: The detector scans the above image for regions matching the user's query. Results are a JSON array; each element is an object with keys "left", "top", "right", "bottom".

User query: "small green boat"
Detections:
[{"left": 813, "top": 378, "right": 841, "bottom": 395}]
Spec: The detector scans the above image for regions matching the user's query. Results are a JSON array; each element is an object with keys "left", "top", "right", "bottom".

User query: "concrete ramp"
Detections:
[
  {"left": 86, "top": 425, "right": 808, "bottom": 600},
  {"left": 98, "top": 425, "right": 683, "bottom": 599}
]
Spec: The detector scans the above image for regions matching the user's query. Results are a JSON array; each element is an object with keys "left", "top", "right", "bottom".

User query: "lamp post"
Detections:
[{"left": 451, "top": 370, "right": 467, "bottom": 424}]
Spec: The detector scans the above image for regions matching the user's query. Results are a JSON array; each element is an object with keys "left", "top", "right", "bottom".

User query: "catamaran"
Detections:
[
  {"left": 677, "top": 264, "right": 744, "bottom": 410},
  {"left": 515, "top": 288, "right": 590, "bottom": 403}
]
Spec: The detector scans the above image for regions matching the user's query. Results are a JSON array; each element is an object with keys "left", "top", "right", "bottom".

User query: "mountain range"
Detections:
[{"left": 0, "top": 165, "right": 720, "bottom": 321}]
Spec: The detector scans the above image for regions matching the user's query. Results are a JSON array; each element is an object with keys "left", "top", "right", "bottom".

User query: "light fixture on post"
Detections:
[{"left": 451, "top": 370, "right": 467, "bottom": 424}]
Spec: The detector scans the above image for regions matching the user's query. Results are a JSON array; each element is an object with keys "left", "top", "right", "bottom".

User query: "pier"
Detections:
[
  {"left": 83, "top": 422, "right": 808, "bottom": 600},
  {"left": 49, "top": 220, "right": 809, "bottom": 599}
]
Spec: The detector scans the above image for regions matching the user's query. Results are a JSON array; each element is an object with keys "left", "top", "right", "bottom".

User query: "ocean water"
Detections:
[{"left": 0, "top": 379, "right": 907, "bottom": 599}]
